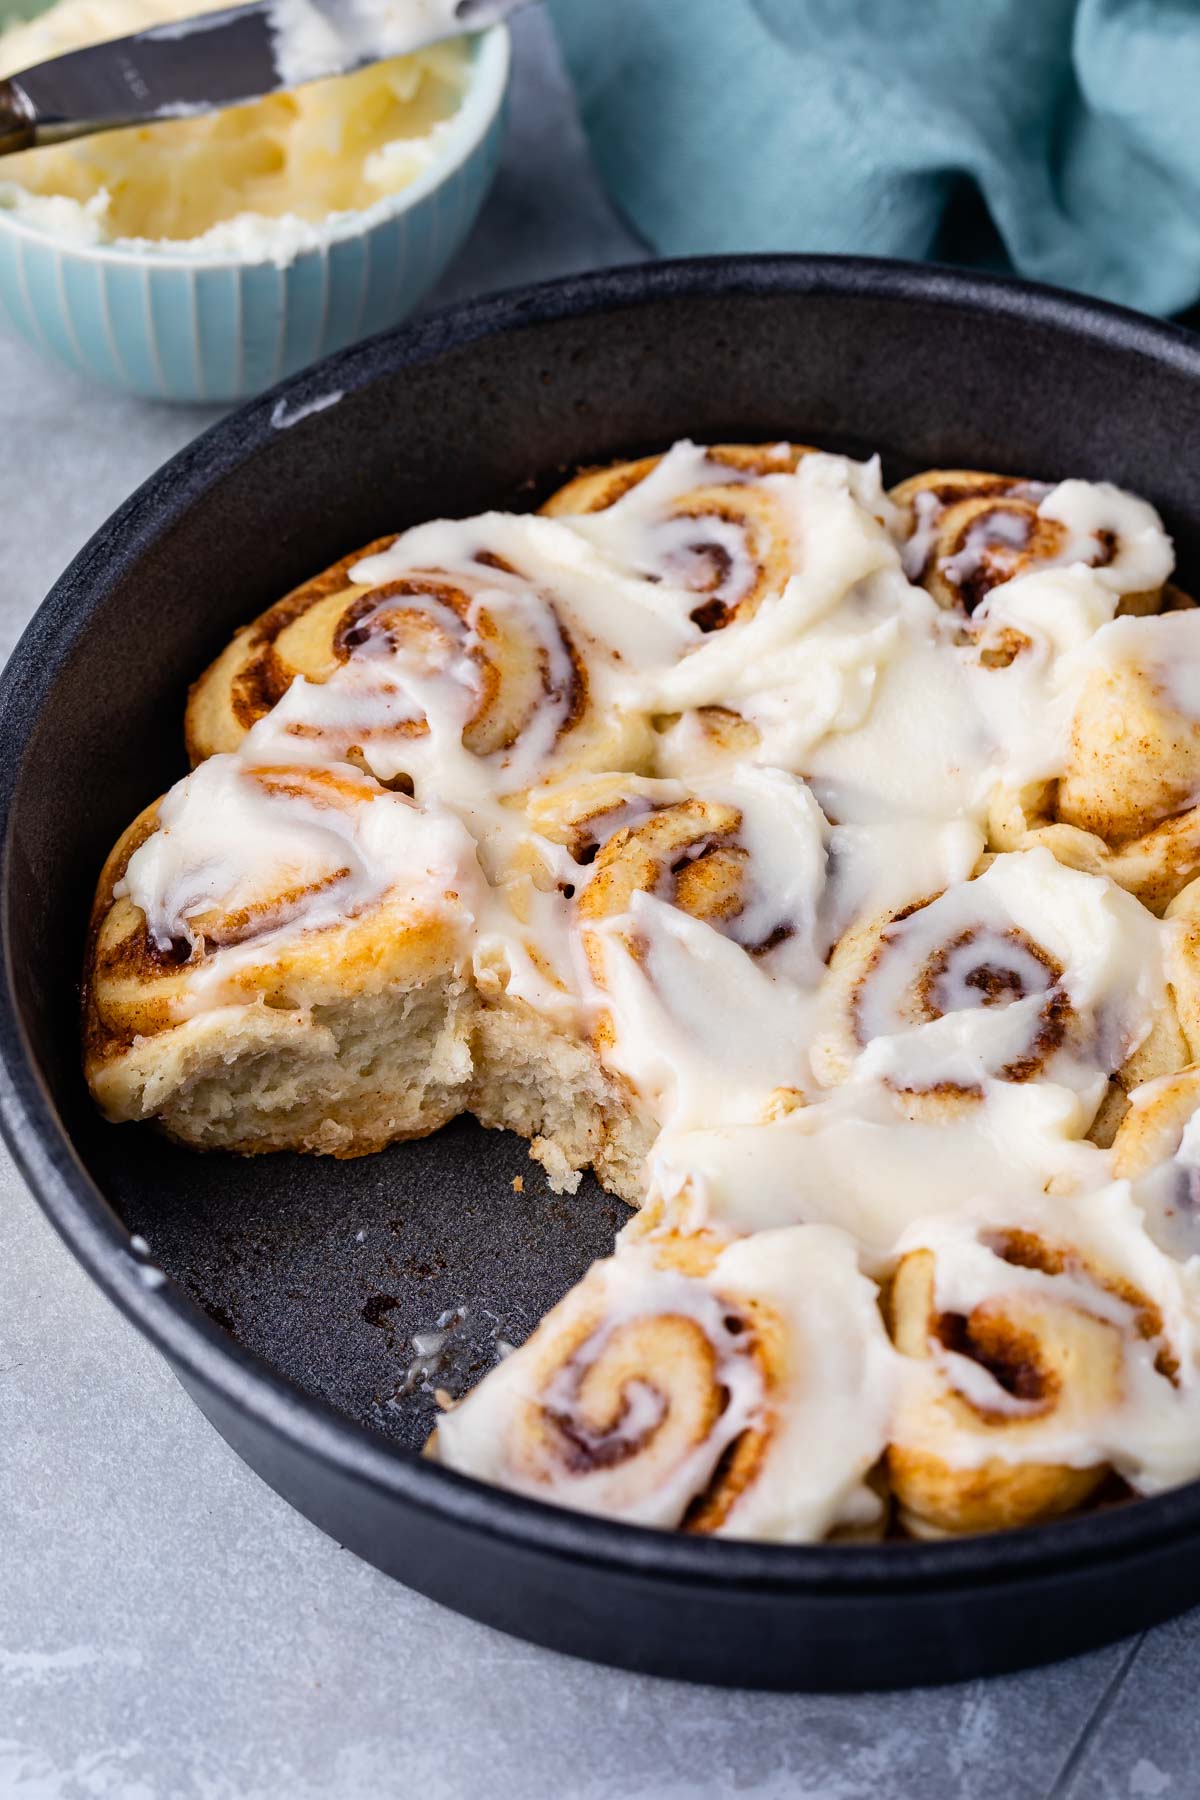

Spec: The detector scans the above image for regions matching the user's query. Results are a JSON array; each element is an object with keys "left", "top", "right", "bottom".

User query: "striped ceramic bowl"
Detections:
[{"left": 0, "top": 23, "right": 509, "bottom": 403}]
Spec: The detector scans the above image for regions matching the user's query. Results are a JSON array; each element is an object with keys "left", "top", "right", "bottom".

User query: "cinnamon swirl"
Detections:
[
  {"left": 891, "top": 470, "right": 1173, "bottom": 616},
  {"left": 186, "top": 517, "right": 660, "bottom": 826},
  {"left": 431, "top": 1225, "right": 895, "bottom": 1541},
  {"left": 541, "top": 439, "right": 818, "bottom": 632},
  {"left": 810, "top": 848, "right": 1184, "bottom": 1124},
  {"left": 523, "top": 765, "right": 839, "bottom": 1133}
]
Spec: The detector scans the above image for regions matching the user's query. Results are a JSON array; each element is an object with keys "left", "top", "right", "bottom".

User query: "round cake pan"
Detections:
[{"left": 4, "top": 257, "right": 1200, "bottom": 1692}]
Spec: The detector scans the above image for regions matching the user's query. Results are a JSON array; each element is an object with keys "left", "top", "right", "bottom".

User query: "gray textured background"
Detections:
[{"left": 0, "top": 13, "right": 1194, "bottom": 1797}]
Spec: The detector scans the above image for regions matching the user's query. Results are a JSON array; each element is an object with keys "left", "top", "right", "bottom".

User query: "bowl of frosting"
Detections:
[{"left": 0, "top": 0, "right": 509, "bottom": 400}]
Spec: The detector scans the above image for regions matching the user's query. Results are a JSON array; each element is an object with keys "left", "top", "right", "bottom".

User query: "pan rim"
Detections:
[{"left": 6, "top": 251, "right": 1200, "bottom": 1598}]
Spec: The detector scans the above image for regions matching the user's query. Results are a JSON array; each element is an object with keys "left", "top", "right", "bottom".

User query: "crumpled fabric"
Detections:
[{"left": 547, "top": 0, "right": 1200, "bottom": 315}]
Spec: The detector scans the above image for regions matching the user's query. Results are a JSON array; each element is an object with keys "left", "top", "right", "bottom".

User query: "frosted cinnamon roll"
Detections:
[
  {"left": 523, "top": 766, "right": 835, "bottom": 1133},
  {"left": 83, "top": 757, "right": 482, "bottom": 1154},
  {"left": 810, "top": 848, "right": 1184, "bottom": 1126},
  {"left": 185, "top": 523, "right": 656, "bottom": 813},
  {"left": 987, "top": 600, "right": 1200, "bottom": 912},
  {"left": 635, "top": 461, "right": 992, "bottom": 825},
  {"left": 541, "top": 440, "right": 818, "bottom": 632},
  {"left": 430, "top": 1225, "right": 895, "bottom": 1541},
  {"left": 461, "top": 766, "right": 831, "bottom": 1198},
  {"left": 890, "top": 470, "right": 1173, "bottom": 615},
  {"left": 887, "top": 1193, "right": 1200, "bottom": 1535},
  {"left": 82, "top": 434, "right": 1200, "bottom": 1548},
  {"left": 633, "top": 453, "right": 904, "bottom": 729}
]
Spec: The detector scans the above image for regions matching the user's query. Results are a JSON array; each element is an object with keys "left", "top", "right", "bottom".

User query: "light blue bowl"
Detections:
[{"left": 0, "top": 25, "right": 509, "bottom": 402}]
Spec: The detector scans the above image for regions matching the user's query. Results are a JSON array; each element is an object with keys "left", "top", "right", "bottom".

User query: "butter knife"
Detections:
[{"left": 0, "top": 0, "right": 525, "bottom": 154}]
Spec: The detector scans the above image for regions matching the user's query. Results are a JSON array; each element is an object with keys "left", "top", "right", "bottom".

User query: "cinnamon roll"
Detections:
[
  {"left": 890, "top": 470, "right": 1173, "bottom": 615},
  {"left": 431, "top": 1225, "right": 895, "bottom": 1542},
  {"left": 886, "top": 1194, "right": 1200, "bottom": 1535},
  {"left": 986, "top": 599, "right": 1200, "bottom": 912},
  {"left": 83, "top": 757, "right": 482, "bottom": 1154},
  {"left": 185, "top": 518, "right": 657, "bottom": 819},
  {"left": 642, "top": 471, "right": 993, "bottom": 826},
  {"left": 810, "top": 848, "right": 1184, "bottom": 1124},
  {"left": 541, "top": 439, "right": 816, "bottom": 632},
  {"left": 523, "top": 765, "right": 833, "bottom": 1132}
]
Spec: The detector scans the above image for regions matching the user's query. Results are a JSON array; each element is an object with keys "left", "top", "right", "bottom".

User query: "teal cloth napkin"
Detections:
[{"left": 546, "top": 0, "right": 1200, "bottom": 316}]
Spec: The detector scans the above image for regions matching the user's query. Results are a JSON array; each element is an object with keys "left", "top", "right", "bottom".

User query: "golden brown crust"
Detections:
[
  {"left": 81, "top": 796, "right": 164, "bottom": 1079},
  {"left": 1111, "top": 1065, "right": 1200, "bottom": 1182}
]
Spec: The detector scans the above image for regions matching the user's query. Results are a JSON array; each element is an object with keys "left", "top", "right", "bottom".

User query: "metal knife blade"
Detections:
[{"left": 0, "top": 0, "right": 523, "bottom": 153}]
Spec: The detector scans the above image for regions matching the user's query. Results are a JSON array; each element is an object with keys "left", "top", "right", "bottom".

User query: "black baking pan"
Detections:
[{"left": 5, "top": 256, "right": 1200, "bottom": 1692}]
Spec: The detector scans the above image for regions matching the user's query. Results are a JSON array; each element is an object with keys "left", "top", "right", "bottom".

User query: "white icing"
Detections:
[
  {"left": 940, "top": 506, "right": 1036, "bottom": 590},
  {"left": 1039, "top": 480, "right": 1175, "bottom": 598},
  {"left": 898, "top": 476, "right": 1172, "bottom": 606},
  {"left": 818, "top": 815, "right": 984, "bottom": 954},
  {"left": 1083, "top": 609, "right": 1200, "bottom": 724},
  {"left": 836, "top": 848, "right": 1167, "bottom": 1107},
  {"left": 900, "top": 487, "right": 948, "bottom": 582},
  {"left": 265, "top": 0, "right": 470, "bottom": 88},
  {"left": 581, "top": 769, "right": 829, "bottom": 1129},
  {"left": 0, "top": 0, "right": 472, "bottom": 259},
  {"left": 434, "top": 1226, "right": 895, "bottom": 1542},
  {"left": 354, "top": 511, "right": 699, "bottom": 676},
  {"left": 117, "top": 755, "right": 482, "bottom": 1010},
  {"left": 963, "top": 566, "right": 1121, "bottom": 789},
  {"left": 641, "top": 1080, "right": 1107, "bottom": 1276},
  {"left": 796, "top": 581, "right": 990, "bottom": 824},
  {"left": 643, "top": 455, "right": 901, "bottom": 717}
]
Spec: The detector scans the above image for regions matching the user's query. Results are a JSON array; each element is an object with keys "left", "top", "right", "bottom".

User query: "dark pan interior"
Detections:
[{"left": 9, "top": 260, "right": 1200, "bottom": 1616}]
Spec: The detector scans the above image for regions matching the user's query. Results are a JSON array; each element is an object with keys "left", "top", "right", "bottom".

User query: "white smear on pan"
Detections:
[{"left": 271, "top": 390, "right": 343, "bottom": 429}]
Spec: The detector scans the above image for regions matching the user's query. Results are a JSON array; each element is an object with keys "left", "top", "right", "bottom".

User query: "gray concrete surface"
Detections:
[{"left": 0, "top": 11, "right": 1194, "bottom": 1796}]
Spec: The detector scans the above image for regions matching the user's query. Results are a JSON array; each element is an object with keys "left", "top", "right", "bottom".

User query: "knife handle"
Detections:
[{"left": 0, "top": 79, "right": 36, "bottom": 156}]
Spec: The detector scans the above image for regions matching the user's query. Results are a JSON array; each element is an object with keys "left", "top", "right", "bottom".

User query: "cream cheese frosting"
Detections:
[{"left": 637, "top": 1080, "right": 1112, "bottom": 1276}]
